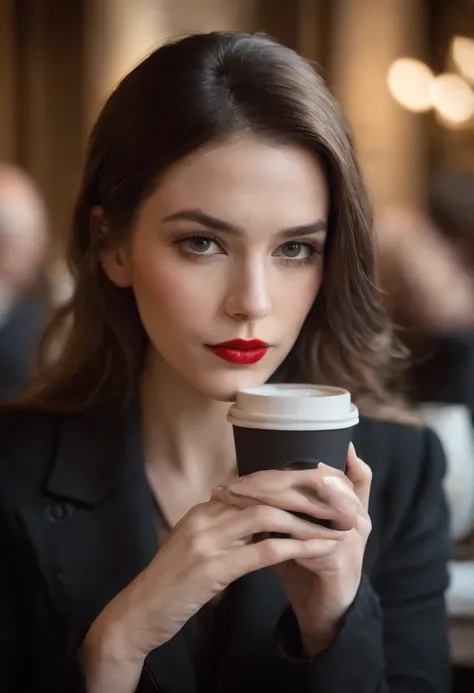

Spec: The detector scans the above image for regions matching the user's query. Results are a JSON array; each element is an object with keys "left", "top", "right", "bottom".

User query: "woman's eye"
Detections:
[
  {"left": 187, "top": 238, "right": 213, "bottom": 253},
  {"left": 282, "top": 242, "right": 305, "bottom": 258},
  {"left": 277, "top": 242, "right": 316, "bottom": 260},
  {"left": 179, "top": 237, "right": 223, "bottom": 255}
]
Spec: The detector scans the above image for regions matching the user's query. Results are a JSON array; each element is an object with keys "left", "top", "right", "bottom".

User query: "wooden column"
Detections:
[
  {"left": 15, "top": 0, "right": 84, "bottom": 250},
  {"left": 329, "top": 0, "right": 428, "bottom": 211},
  {"left": 84, "top": 0, "right": 174, "bottom": 132},
  {"left": 296, "top": 0, "right": 326, "bottom": 65},
  {"left": 0, "top": 0, "right": 17, "bottom": 161},
  {"left": 164, "top": 0, "right": 256, "bottom": 35}
]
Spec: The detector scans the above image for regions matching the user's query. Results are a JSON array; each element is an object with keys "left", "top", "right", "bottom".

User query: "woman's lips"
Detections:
[{"left": 207, "top": 339, "right": 269, "bottom": 365}]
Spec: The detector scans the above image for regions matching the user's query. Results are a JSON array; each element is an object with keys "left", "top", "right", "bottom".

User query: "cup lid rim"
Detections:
[
  {"left": 236, "top": 384, "right": 350, "bottom": 398},
  {"left": 227, "top": 402, "right": 359, "bottom": 431}
]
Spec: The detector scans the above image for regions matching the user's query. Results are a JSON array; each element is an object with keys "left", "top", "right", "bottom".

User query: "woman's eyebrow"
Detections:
[{"left": 162, "top": 209, "right": 327, "bottom": 239}]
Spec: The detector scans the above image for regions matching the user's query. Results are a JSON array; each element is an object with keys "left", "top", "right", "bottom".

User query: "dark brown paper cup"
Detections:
[
  {"left": 227, "top": 385, "right": 358, "bottom": 527},
  {"left": 231, "top": 424, "right": 354, "bottom": 476},
  {"left": 228, "top": 384, "right": 359, "bottom": 475}
]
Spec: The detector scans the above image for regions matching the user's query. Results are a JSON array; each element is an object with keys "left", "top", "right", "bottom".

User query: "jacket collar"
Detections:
[{"left": 44, "top": 402, "right": 143, "bottom": 506}]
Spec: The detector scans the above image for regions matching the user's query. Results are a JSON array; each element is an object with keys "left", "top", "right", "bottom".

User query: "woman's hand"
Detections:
[
  {"left": 213, "top": 444, "right": 372, "bottom": 657},
  {"left": 83, "top": 492, "right": 345, "bottom": 692}
]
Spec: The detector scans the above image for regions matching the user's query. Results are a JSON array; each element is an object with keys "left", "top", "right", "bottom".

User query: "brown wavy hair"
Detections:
[{"left": 19, "top": 32, "right": 409, "bottom": 418}]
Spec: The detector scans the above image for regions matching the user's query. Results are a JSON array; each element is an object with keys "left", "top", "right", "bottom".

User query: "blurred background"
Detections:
[
  {"left": 1, "top": 0, "right": 474, "bottom": 686},
  {"left": 1, "top": 0, "right": 474, "bottom": 255}
]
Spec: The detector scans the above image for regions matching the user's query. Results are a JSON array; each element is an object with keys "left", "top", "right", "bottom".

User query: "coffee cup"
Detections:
[{"left": 227, "top": 384, "right": 359, "bottom": 477}]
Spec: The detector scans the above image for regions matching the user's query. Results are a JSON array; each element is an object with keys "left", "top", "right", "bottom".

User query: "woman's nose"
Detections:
[{"left": 224, "top": 262, "right": 271, "bottom": 322}]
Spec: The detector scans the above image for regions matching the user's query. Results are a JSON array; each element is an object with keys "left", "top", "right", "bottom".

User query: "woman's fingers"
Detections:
[
  {"left": 223, "top": 536, "right": 338, "bottom": 581},
  {"left": 218, "top": 500, "right": 344, "bottom": 543},
  {"left": 345, "top": 443, "right": 372, "bottom": 511},
  {"left": 220, "top": 465, "right": 361, "bottom": 531},
  {"left": 212, "top": 484, "right": 336, "bottom": 524}
]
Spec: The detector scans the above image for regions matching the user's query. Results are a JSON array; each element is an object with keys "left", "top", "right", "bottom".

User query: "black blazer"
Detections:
[
  {"left": 406, "top": 329, "right": 474, "bottom": 412},
  {"left": 0, "top": 406, "right": 451, "bottom": 692}
]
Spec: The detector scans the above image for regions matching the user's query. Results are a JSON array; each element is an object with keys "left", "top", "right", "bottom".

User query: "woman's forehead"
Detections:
[{"left": 139, "top": 134, "right": 329, "bottom": 231}]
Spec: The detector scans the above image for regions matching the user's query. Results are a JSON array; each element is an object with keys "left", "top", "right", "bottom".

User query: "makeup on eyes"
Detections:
[{"left": 172, "top": 230, "right": 325, "bottom": 266}]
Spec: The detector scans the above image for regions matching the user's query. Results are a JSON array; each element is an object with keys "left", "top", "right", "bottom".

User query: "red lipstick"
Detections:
[{"left": 208, "top": 339, "right": 269, "bottom": 365}]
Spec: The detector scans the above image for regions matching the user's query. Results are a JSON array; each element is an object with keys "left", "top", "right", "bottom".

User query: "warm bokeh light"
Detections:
[
  {"left": 387, "top": 58, "right": 434, "bottom": 113},
  {"left": 430, "top": 73, "right": 474, "bottom": 125},
  {"left": 452, "top": 36, "right": 474, "bottom": 83}
]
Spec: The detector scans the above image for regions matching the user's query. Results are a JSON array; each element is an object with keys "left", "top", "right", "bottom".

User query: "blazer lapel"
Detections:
[{"left": 16, "top": 406, "right": 196, "bottom": 693}]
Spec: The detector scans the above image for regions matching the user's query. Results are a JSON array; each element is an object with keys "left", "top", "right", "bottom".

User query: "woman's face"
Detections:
[{"left": 104, "top": 134, "right": 328, "bottom": 401}]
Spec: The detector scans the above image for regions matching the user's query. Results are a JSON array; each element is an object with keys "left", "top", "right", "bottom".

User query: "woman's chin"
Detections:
[{"left": 193, "top": 368, "right": 272, "bottom": 403}]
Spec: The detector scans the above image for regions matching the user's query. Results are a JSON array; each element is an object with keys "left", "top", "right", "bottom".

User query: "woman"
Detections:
[{"left": 0, "top": 32, "right": 451, "bottom": 692}]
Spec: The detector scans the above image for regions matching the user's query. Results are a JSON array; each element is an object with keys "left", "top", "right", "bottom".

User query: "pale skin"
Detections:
[{"left": 83, "top": 134, "right": 372, "bottom": 692}]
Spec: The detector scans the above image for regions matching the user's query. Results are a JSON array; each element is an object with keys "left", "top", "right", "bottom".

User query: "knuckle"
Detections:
[
  {"left": 325, "top": 467, "right": 346, "bottom": 483},
  {"left": 258, "top": 539, "right": 283, "bottom": 565},
  {"left": 186, "top": 504, "right": 211, "bottom": 532},
  {"left": 318, "top": 471, "right": 353, "bottom": 492},
  {"left": 187, "top": 532, "right": 213, "bottom": 559}
]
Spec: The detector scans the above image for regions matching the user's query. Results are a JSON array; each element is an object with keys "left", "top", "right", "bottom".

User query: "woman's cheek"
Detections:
[{"left": 133, "top": 261, "right": 217, "bottom": 325}]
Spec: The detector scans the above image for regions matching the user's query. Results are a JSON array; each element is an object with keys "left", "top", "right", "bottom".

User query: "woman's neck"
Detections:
[{"left": 140, "top": 352, "right": 237, "bottom": 489}]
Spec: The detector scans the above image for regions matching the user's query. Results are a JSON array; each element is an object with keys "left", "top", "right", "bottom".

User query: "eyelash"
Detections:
[{"left": 174, "top": 231, "right": 324, "bottom": 266}]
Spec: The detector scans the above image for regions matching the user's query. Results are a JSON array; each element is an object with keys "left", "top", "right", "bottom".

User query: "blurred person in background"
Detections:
[
  {"left": 0, "top": 33, "right": 451, "bottom": 693},
  {"left": 376, "top": 207, "right": 474, "bottom": 546},
  {"left": 375, "top": 206, "right": 474, "bottom": 333},
  {"left": 0, "top": 164, "right": 50, "bottom": 400}
]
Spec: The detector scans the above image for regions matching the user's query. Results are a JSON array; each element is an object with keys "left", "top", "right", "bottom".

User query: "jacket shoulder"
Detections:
[
  {"left": 355, "top": 415, "right": 445, "bottom": 487},
  {"left": 355, "top": 416, "right": 446, "bottom": 536},
  {"left": 355, "top": 415, "right": 429, "bottom": 467}
]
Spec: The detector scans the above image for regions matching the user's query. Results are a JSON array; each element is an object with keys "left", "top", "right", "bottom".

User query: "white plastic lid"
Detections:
[{"left": 227, "top": 384, "right": 359, "bottom": 431}]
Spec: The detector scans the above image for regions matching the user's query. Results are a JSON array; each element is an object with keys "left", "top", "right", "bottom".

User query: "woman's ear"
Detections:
[
  {"left": 90, "top": 205, "right": 132, "bottom": 288},
  {"left": 100, "top": 244, "right": 132, "bottom": 288}
]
